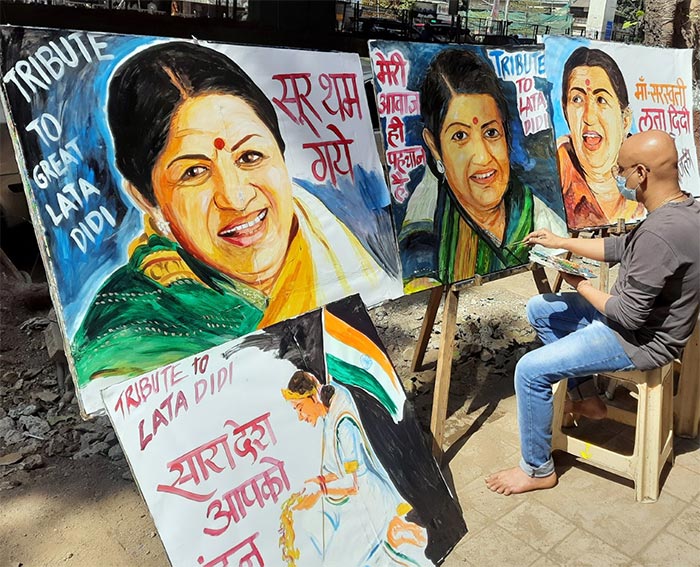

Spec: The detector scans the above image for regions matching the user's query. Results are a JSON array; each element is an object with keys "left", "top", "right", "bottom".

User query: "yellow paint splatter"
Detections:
[{"left": 581, "top": 443, "right": 592, "bottom": 460}]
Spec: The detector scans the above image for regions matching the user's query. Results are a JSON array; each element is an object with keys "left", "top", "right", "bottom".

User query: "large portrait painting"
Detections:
[
  {"left": 544, "top": 36, "right": 699, "bottom": 230},
  {"left": 369, "top": 40, "right": 568, "bottom": 292},
  {"left": 102, "top": 295, "right": 467, "bottom": 566},
  {"left": 0, "top": 26, "right": 402, "bottom": 415}
]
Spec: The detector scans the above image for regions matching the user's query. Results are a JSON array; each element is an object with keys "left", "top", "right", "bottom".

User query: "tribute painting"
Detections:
[
  {"left": 0, "top": 27, "right": 402, "bottom": 414},
  {"left": 369, "top": 40, "right": 568, "bottom": 292},
  {"left": 102, "top": 295, "right": 468, "bottom": 567},
  {"left": 544, "top": 36, "right": 699, "bottom": 230}
]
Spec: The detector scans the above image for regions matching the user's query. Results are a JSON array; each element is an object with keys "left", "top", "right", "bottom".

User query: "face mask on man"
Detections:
[{"left": 614, "top": 172, "right": 638, "bottom": 201}]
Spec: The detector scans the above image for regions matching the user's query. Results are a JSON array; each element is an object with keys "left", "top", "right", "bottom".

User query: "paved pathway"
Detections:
[{"left": 442, "top": 270, "right": 700, "bottom": 566}]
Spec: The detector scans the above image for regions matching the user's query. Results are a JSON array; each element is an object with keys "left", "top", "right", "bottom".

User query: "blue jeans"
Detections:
[{"left": 516, "top": 293, "right": 635, "bottom": 477}]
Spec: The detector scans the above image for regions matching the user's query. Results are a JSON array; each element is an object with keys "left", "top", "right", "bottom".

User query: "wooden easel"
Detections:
[
  {"left": 411, "top": 264, "right": 553, "bottom": 460},
  {"left": 552, "top": 218, "right": 626, "bottom": 294}
]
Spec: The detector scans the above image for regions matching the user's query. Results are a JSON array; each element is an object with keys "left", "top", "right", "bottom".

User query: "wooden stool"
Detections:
[
  {"left": 674, "top": 320, "right": 700, "bottom": 438},
  {"left": 551, "top": 363, "right": 674, "bottom": 502}
]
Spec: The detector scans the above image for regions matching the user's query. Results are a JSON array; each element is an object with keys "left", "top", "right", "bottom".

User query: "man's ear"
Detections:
[
  {"left": 622, "top": 107, "right": 633, "bottom": 136},
  {"left": 422, "top": 128, "right": 441, "bottom": 164},
  {"left": 636, "top": 163, "right": 649, "bottom": 184}
]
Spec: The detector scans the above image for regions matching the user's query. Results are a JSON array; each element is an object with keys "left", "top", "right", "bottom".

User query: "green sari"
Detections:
[
  {"left": 72, "top": 234, "right": 265, "bottom": 387},
  {"left": 439, "top": 176, "right": 534, "bottom": 282}
]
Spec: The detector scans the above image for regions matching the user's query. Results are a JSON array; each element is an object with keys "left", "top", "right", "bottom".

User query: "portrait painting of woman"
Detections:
[
  {"left": 391, "top": 46, "right": 567, "bottom": 288},
  {"left": 0, "top": 27, "right": 404, "bottom": 413},
  {"left": 557, "top": 47, "right": 645, "bottom": 229},
  {"left": 67, "top": 41, "right": 401, "bottom": 389}
]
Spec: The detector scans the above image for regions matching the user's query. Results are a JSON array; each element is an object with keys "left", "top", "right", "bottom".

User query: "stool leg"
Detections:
[
  {"left": 635, "top": 380, "right": 662, "bottom": 502},
  {"left": 663, "top": 367, "right": 675, "bottom": 466},
  {"left": 551, "top": 380, "right": 567, "bottom": 451}
]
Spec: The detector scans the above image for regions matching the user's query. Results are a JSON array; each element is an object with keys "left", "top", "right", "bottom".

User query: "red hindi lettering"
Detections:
[
  {"left": 205, "top": 475, "right": 263, "bottom": 535},
  {"left": 319, "top": 73, "right": 363, "bottom": 121},
  {"left": 204, "top": 491, "right": 243, "bottom": 536},
  {"left": 272, "top": 73, "right": 322, "bottom": 137},
  {"left": 225, "top": 412, "right": 277, "bottom": 463},
  {"left": 390, "top": 171, "right": 410, "bottom": 204},
  {"left": 258, "top": 456, "right": 290, "bottom": 504},
  {"left": 386, "top": 146, "right": 426, "bottom": 174},
  {"left": 197, "top": 532, "right": 263, "bottom": 567},
  {"left": 303, "top": 124, "right": 354, "bottom": 186},
  {"left": 373, "top": 50, "right": 408, "bottom": 88},
  {"left": 638, "top": 107, "right": 667, "bottom": 132},
  {"left": 668, "top": 105, "right": 690, "bottom": 135},
  {"left": 386, "top": 116, "right": 406, "bottom": 148},
  {"left": 377, "top": 92, "right": 420, "bottom": 117},
  {"left": 156, "top": 433, "right": 235, "bottom": 501},
  {"left": 203, "top": 456, "right": 290, "bottom": 537}
]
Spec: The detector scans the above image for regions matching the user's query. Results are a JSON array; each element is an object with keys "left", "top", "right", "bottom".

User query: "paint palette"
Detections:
[{"left": 529, "top": 249, "right": 597, "bottom": 279}]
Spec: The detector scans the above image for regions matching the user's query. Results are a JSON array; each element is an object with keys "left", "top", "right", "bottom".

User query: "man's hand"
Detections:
[
  {"left": 561, "top": 271, "right": 610, "bottom": 314},
  {"left": 524, "top": 228, "right": 566, "bottom": 250},
  {"left": 527, "top": 227, "right": 608, "bottom": 262},
  {"left": 560, "top": 272, "right": 589, "bottom": 291}
]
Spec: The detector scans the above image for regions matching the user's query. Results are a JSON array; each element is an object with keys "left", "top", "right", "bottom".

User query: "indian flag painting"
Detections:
[
  {"left": 322, "top": 307, "right": 405, "bottom": 423},
  {"left": 312, "top": 294, "right": 466, "bottom": 564}
]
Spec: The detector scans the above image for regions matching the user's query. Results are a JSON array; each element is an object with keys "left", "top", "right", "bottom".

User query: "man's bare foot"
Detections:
[
  {"left": 564, "top": 396, "right": 607, "bottom": 420},
  {"left": 485, "top": 467, "right": 557, "bottom": 495}
]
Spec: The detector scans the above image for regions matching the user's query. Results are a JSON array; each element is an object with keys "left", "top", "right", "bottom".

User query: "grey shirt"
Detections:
[{"left": 604, "top": 195, "right": 700, "bottom": 370}]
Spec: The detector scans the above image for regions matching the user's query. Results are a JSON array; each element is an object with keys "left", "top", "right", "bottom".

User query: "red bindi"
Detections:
[
  {"left": 585, "top": 79, "right": 590, "bottom": 86},
  {"left": 213, "top": 137, "right": 226, "bottom": 150},
  {"left": 472, "top": 117, "right": 479, "bottom": 125}
]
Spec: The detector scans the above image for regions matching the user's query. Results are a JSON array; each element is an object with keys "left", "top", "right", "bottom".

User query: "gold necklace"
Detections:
[{"left": 658, "top": 192, "right": 685, "bottom": 208}]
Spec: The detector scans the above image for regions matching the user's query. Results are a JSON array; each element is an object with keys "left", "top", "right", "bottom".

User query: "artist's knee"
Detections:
[
  {"left": 526, "top": 294, "right": 549, "bottom": 327},
  {"left": 514, "top": 351, "right": 537, "bottom": 391}
]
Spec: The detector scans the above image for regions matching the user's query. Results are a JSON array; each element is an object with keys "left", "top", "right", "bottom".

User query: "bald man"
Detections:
[{"left": 486, "top": 130, "right": 700, "bottom": 495}]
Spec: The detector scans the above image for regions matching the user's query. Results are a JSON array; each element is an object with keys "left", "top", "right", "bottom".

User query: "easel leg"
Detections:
[
  {"left": 598, "top": 261, "right": 610, "bottom": 292},
  {"left": 553, "top": 231, "right": 579, "bottom": 293},
  {"left": 530, "top": 265, "right": 552, "bottom": 294},
  {"left": 430, "top": 285, "right": 460, "bottom": 461},
  {"left": 411, "top": 285, "right": 444, "bottom": 372}
]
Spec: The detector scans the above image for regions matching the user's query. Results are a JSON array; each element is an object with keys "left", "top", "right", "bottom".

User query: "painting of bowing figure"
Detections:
[{"left": 280, "top": 370, "right": 429, "bottom": 566}]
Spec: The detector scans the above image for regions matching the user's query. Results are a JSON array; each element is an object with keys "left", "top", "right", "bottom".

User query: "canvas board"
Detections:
[
  {"left": 368, "top": 40, "right": 568, "bottom": 293},
  {"left": 102, "top": 294, "right": 467, "bottom": 567},
  {"left": 544, "top": 36, "right": 699, "bottom": 230},
  {"left": 0, "top": 26, "right": 403, "bottom": 415}
]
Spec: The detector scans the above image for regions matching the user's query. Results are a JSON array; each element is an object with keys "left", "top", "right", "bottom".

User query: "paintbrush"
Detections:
[{"left": 505, "top": 238, "right": 531, "bottom": 249}]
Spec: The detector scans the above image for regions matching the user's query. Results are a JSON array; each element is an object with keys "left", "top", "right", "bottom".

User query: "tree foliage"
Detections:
[{"left": 642, "top": 0, "right": 699, "bottom": 82}]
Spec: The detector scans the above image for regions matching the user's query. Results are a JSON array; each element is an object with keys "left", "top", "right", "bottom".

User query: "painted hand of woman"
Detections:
[
  {"left": 294, "top": 488, "right": 322, "bottom": 511},
  {"left": 524, "top": 228, "right": 565, "bottom": 250}
]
